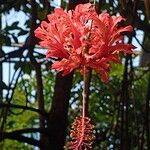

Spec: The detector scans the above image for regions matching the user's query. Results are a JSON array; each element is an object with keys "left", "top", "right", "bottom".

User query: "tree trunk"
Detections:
[{"left": 47, "top": 73, "right": 73, "bottom": 150}]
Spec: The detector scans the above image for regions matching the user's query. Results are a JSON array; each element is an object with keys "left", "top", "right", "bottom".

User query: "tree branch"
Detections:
[
  {"left": 0, "top": 103, "right": 48, "bottom": 118},
  {"left": 1, "top": 128, "right": 45, "bottom": 135},
  {"left": 29, "top": 0, "right": 46, "bottom": 149},
  {"left": 0, "top": 130, "right": 44, "bottom": 148}
]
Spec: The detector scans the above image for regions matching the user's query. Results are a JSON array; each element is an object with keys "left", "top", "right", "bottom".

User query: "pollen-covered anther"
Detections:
[{"left": 66, "top": 116, "right": 95, "bottom": 150}]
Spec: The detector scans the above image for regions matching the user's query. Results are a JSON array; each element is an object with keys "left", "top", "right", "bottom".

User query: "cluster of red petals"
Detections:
[
  {"left": 34, "top": 3, "right": 135, "bottom": 82},
  {"left": 65, "top": 116, "right": 95, "bottom": 150}
]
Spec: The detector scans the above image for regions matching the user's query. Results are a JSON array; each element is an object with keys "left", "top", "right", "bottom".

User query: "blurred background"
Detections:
[{"left": 0, "top": 0, "right": 150, "bottom": 149}]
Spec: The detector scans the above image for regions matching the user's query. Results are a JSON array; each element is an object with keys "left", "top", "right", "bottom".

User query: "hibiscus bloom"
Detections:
[{"left": 34, "top": 3, "right": 134, "bottom": 82}]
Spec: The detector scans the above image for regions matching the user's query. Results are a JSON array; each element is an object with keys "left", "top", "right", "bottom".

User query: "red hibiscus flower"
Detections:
[{"left": 34, "top": 3, "right": 135, "bottom": 82}]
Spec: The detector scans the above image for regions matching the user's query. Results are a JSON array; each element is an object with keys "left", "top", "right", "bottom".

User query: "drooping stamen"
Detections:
[{"left": 66, "top": 116, "right": 95, "bottom": 150}]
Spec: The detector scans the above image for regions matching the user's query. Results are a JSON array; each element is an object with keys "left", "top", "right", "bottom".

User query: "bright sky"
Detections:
[{"left": 54, "top": 0, "right": 61, "bottom": 7}]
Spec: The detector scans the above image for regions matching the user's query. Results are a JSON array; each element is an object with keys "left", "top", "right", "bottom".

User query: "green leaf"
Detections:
[
  {"left": 14, "top": 62, "right": 33, "bottom": 75},
  {"left": 5, "top": 36, "right": 11, "bottom": 46},
  {"left": 11, "top": 21, "right": 19, "bottom": 27},
  {"left": 0, "top": 81, "right": 8, "bottom": 89},
  {"left": 23, "top": 63, "right": 33, "bottom": 74},
  {"left": 7, "top": 121, "right": 15, "bottom": 128},
  {"left": 5, "top": 21, "right": 21, "bottom": 31},
  {"left": 18, "top": 29, "right": 28, "bottom": 36},
  {"left": 110, "top": 63, "right": 124, "bottom": 78},
  {"left": 0, "top": 33, "right": 6, "bottom": 46}
]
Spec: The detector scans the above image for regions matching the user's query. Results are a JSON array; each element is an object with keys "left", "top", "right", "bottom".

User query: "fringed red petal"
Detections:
[{"left": 34, "top": 3, "right": 135, "bottom": 82}]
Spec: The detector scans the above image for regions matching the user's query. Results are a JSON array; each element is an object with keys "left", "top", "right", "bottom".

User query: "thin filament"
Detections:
[{"left": 82, "top": 65, "right": 86, "bottom": 118}]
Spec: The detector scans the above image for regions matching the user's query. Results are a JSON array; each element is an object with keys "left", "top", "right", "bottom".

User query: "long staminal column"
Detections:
[{"left": 66, "top": 66, "right": 95, "bottom": 150}]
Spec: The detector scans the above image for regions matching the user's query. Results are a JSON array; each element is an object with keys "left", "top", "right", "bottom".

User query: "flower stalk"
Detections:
[{"left": 82, "top": 66, "right": 87, "bottom": 118}]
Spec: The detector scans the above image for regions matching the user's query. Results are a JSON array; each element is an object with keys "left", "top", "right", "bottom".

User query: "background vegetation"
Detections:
[{"left": 0, "top": 0, "right": 150, "bottom": 149}]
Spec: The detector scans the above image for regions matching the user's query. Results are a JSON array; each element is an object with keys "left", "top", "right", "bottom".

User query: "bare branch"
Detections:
[
  {"left": 0, "top": 130, "right": 44, "bottom": 148},
  {"left": 0, "top": 103, "right": 48, "bottom": 118}
]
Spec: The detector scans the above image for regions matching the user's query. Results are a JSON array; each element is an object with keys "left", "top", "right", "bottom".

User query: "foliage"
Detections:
[{"left": 0, "top": 0, "right": 150, "bottom": 150}]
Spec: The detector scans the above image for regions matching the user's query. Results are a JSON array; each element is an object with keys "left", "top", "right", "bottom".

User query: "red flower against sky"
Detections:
[{"left": 34, "top": 3, "right": 135, "bottom": 82}]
